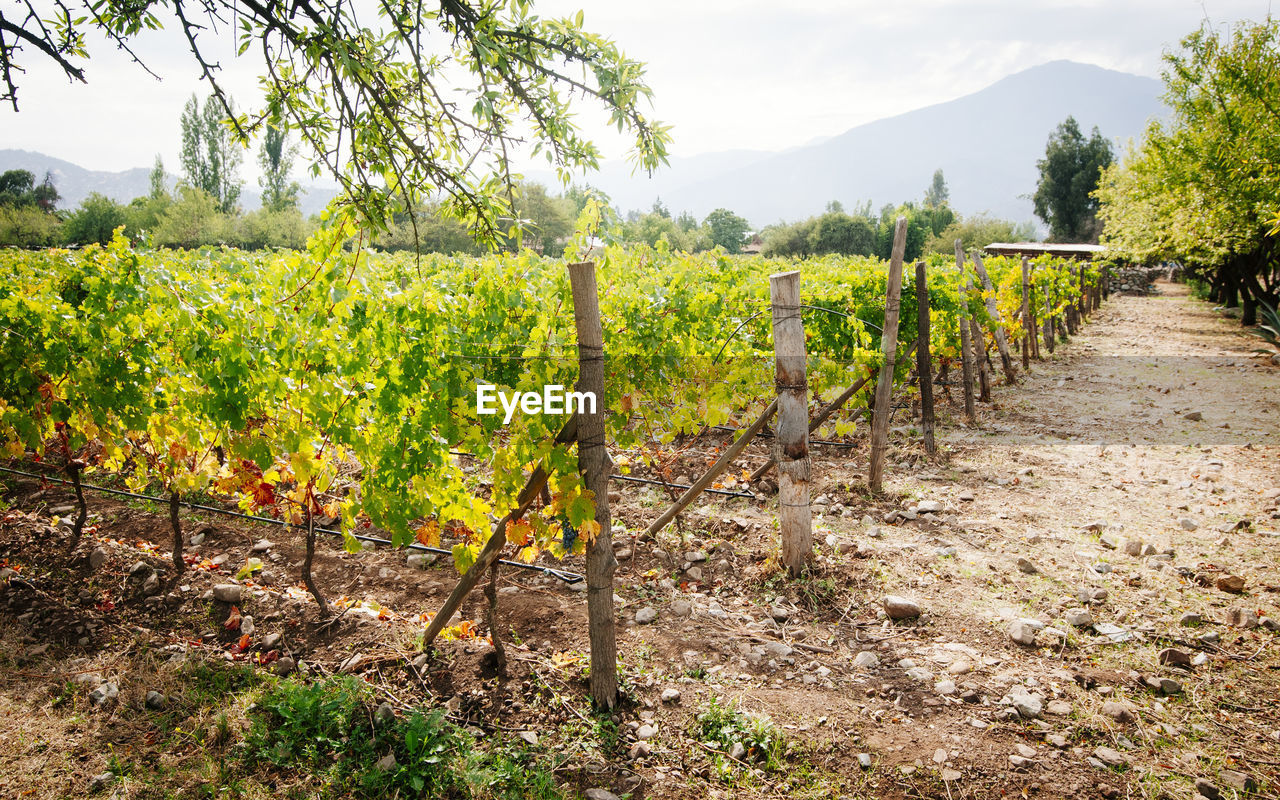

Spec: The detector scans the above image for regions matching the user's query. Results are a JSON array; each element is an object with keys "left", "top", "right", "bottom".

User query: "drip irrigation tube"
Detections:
[{"left": 0, "top": 464, "right": 584, "bottom": 584}]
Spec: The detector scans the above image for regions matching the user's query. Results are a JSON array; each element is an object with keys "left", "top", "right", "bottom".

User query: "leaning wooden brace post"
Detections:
[
  {"left": 914, "top": 261, "right": 936, "bottom": 454},
  {"left": 954, "top": 241, "right": 977, "bottom": 422},
  {"left": 423, "top": 415, "right": 578, "bottom": 647},
  {"left": 1028, "top": 264, "right": 1041, "bottom": 361},
  {"left": 868, "top": 217, "right": 908, "bottom": 493},
  {"left": 970, "top": 250, "right": 1017, "bottom": 385},
  {"left": 1044, "top": 295, "right": 1055, "bottom": 354},
  {"left": 567, "top": 260, "right": 618, "bottom": 709},
  {"left": 770, "top": 270, "right": 812, "bottom": 576},
  {"left": 1020, "top": 256, "right": 1031, "bottom": 371}
]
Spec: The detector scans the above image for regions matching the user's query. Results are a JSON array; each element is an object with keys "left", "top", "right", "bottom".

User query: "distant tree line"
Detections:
[{"left": 756, "top": 170, "right": 1035, "bottom": 260}]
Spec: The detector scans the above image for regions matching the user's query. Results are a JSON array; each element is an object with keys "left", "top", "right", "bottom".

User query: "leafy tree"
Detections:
[
  {"left": 0, "top": 205, "right": 60, "bottom": 246},
  {"left": 1033, "top": 116, "right": 1113, "bottom": 242},
  {"left": 180, "top": 94, "right": 243, "bottom": 214},
  {"left": 761, "top": 218, "right": 817, "bottom": 257},
  {"left": 1097, "top": 19, "right": 1280, "bottom": 324},
  {"left": 259, "top": 123, "right": 300, "bottom": 212},
  {"left": 149, "top": 155, "right": 168, "bottom": 201},
  {"left": 924, "top": 169, "right": 949, "bottom": 208},
  {"left": 875, "top": 204, "right": 928, "bottom": 261},
  {"left": 154, "top": 186, "right": 228, "bottom": 249},
  {"left": 506, "top": 182, "right": 574, "bottom": 255},
  {"left": 0, "top": 169, "right": 58, "bottom": 210},
  {"left": 0, "top": 1, "right": 668, "bottom": 251},
  {"left": 63, "top": 193, "right": 129, "bottom": 245},
  {"left": 704, "top": 208, "right": 751, "bottom": 253},
  {"left": 809, "top": 212, "right": 875, "bottom": 256}
]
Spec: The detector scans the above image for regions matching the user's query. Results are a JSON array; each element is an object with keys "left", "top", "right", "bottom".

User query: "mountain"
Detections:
[
  {"left": 0, "top": 149, "right": 338, "bottom": 216},
  {"left": 547, "top": 60, "right": 1166, "bottom": 228}
]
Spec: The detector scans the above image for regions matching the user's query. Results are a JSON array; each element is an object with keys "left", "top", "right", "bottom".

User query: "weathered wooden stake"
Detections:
[
  {"left": 914, "top": 261, "right": 936, "bottom": 454},
  {"left": 968, "top": 283, "right": 991, "bottom": 402},
  {"left": 770, "top": 270, "right": 811, "bottom": 577},
  {"left": 1020, "top": 256, "right": 1031, "bottom": 371},
  {"left": 970, "top": 251, "right": 1018, "bottom": 385},
  {"left": 954, "top": 242, "right": 977, "bottom": 422},
  {"left": 1044, "top": 295, "right": 1056, "bottom": 354},
  {"left": 170, "top": 491, "right": 185, "bottom": 574},
  {"left": 567, "top": 260, "right": 618, "bottom": 709},
  {"left": 868, "top": 217, "right": 908, "bottom": 493}
]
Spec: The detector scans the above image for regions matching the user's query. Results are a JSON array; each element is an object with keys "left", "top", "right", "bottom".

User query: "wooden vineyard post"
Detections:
[
  {"left": 954, "top": 241, "right": 977, "bottom": 422},
  {"left": 770, "top": 270, "right": 811, "bottom": 577},
  {"left": 567, "top": 260, "right": 618, "bottom": 709},
  {"left": 968, "top": 280, "right": 991, "bottom": 402},
  {"left": 914, "top": 261, "right": 936, "bottom": 454},
  {"left": 1078, "top": 266, "right": 1088, "bottom": 319},
  {"left": 970, "top": 250, "right": 1018, "bottom": 385},
  {"left": 1020, "top": 256, "right": 1031, "bottom": 371},
  {"left": 1044, "top": 295, "right": 1056, "bottom": 354},
  {"left": 868, "top": 217, "right": 908, "bottom": 493}
]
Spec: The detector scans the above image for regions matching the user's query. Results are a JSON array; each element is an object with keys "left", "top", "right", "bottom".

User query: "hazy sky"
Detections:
[{"left": 2, "top": 0, "right": 1274, "bottom": 179}]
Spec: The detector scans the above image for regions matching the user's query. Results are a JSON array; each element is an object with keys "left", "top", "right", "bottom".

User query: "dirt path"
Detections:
[{"left": 0, "top": 282, "right": 1276, "bottom": 800}]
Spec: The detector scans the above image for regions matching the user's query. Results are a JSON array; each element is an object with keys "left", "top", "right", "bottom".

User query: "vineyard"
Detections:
[{"left": 3, "top": 227, "right": 1279, "bottom": 800}]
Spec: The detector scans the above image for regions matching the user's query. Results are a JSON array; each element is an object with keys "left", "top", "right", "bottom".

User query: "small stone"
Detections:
[
  {"left": 1216, "top": 575, "right": 1246, "bottom": 593},
  {"left": 941, "top": 768, "right": 962, "bottom": 781},
  {"left": 1194, "top": 778, "right": 1221, "bottom": 800},
  {"left": 684, "top": 549, "right": 708, "bottom": 563},
  {"left": 917, "top": 500, "right": 945, "bottom": 513},
  {"left": 684, "top": 566, "right": 704, "bottom": 582},
  {"left": 1123, "top": 538, "right": 1144, "bottom": 557},
  {"left": 1016, "top": 557, "right": 1038, "bottom": 575},
  {"left": 635, "top": 607, "right": 658, "bottom": 625},
  {"left": 1219, "top": 770, "right": 1256, "bottom": 793},
  {"left": 89, "top": 548, "right": 108, "bottom": 571},
  {"left": 1047, "top": 734, "right": 1069, "bottom": 748},
  {"left": 1158, "top": 648, "right": 1192, "bottom": 668},
  {"left": 212, "top": 584, "right": 242, "bottom": 604},
  {"left": 1180, "top": 613, "right": 1202, "bottom": 626},
  {"left": 1158, "top": 678, "right": 1183, "bottom": 695},
  {"left": 1184, "top": 411, "right": 1203, "bottom": 422},
  {"left": 857, "top": 753, "right": 873, "bottom": 769},
  {"left": 636, "top": 724, "right": 656, "bottom": 740},
  {"left": 905, "top": 667, "right": 934, "bottom": 682},
  {"left": 1065, "top": 608, "right": 1093, "bottom": 627},
  {"left": 1016, "top": 743, "right": 1037, "bottom": 758},
  {"left": 585, "top": 791, "right": 621, "bottom": 800},
  {"left": 1179, "top": 518, "right": 1199, "bottom": 531},
  {"left": 1010, "top": 690, "right": 1043, "bottom": 719},
  {"left": 1046, "top": 700, "right": 1072, "bottom": 716},
  {"left": 1009, "top": 618, "right": 1044, "bottom": 646},
  {"left": 1261, "top": 617, "right": 1280, "bottom": 632},
  {"left": 882, "top": 595, "right": 920, "bottom": 620},
  {"left": 1099, "top": 532, "right": 1121, "bottom": 550},
  {"left": 852, "top": 651, "right": 880, "bottom": 669},
  {"left": 144, "top": 690, "right": 167, "bottom": 710},
  {"left": 1009, "top": 755, "right": 1033, "bottom": 769},
  {"left": 628, "top": 741, "right": 651, "bottom": 759},
  {"left": 517, "top": 730, "right": 539, "bottom": 746},
  {"left": 129, "top": 561, "right": 153, "bottom": 579},
  {"left": 660, "top": 688, "right": 681, "bottom": 703},
  {"left": 274, "top": 656, "right": 296, "bottom": 676},
  {"left": 1101, "top": 701, "right": 1135, "bottom": 724},
  {"left": 1092, "top": 746, "right": 1128, "bottom": 767},
  {"left": 729, "top": 742, "right": 746, "bottom": 760},
  {"left": 375, "top": 753, "right": 396, "bottom": 772},
  {"left": 933, "top": 747, "right": 947, "bottom": 764},
  {"left": 770, "top": 606, "right": 791, "bottom": 622},
  {"left": 406, "top": 553, "right": 437, "bottom": 569},
  {"left": 89, "top": 682, "right": 118, "bottom": 707},
  {"left": 339, "top": 653, "right": 364, "bottom": 674},
  {"left": 1225, "top": 607, "right": 1258, "bottom": 628},
  {"left": 142, "top": 573, "right": 161, "bottom": 595},
  {"left": 1092, "top": 622, "right": 1132, "bottom": 643},
  {"left": 89, "top": 772, "right": 116, "bottom": 792},
  {"left": 669, "top": 600, "right": 692, "bottom": 617},
  {"left": 935, "top": 679, "right": 957, "bottom": 696},
  {"left": 375, "top": 702, "right": 395, "bottom": 725},
  {"left": 251, "top": 539, "right": 274, "bottom": 552},
  {"left": 947, "top": 659, "right": 971, "bottom": 675}
]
